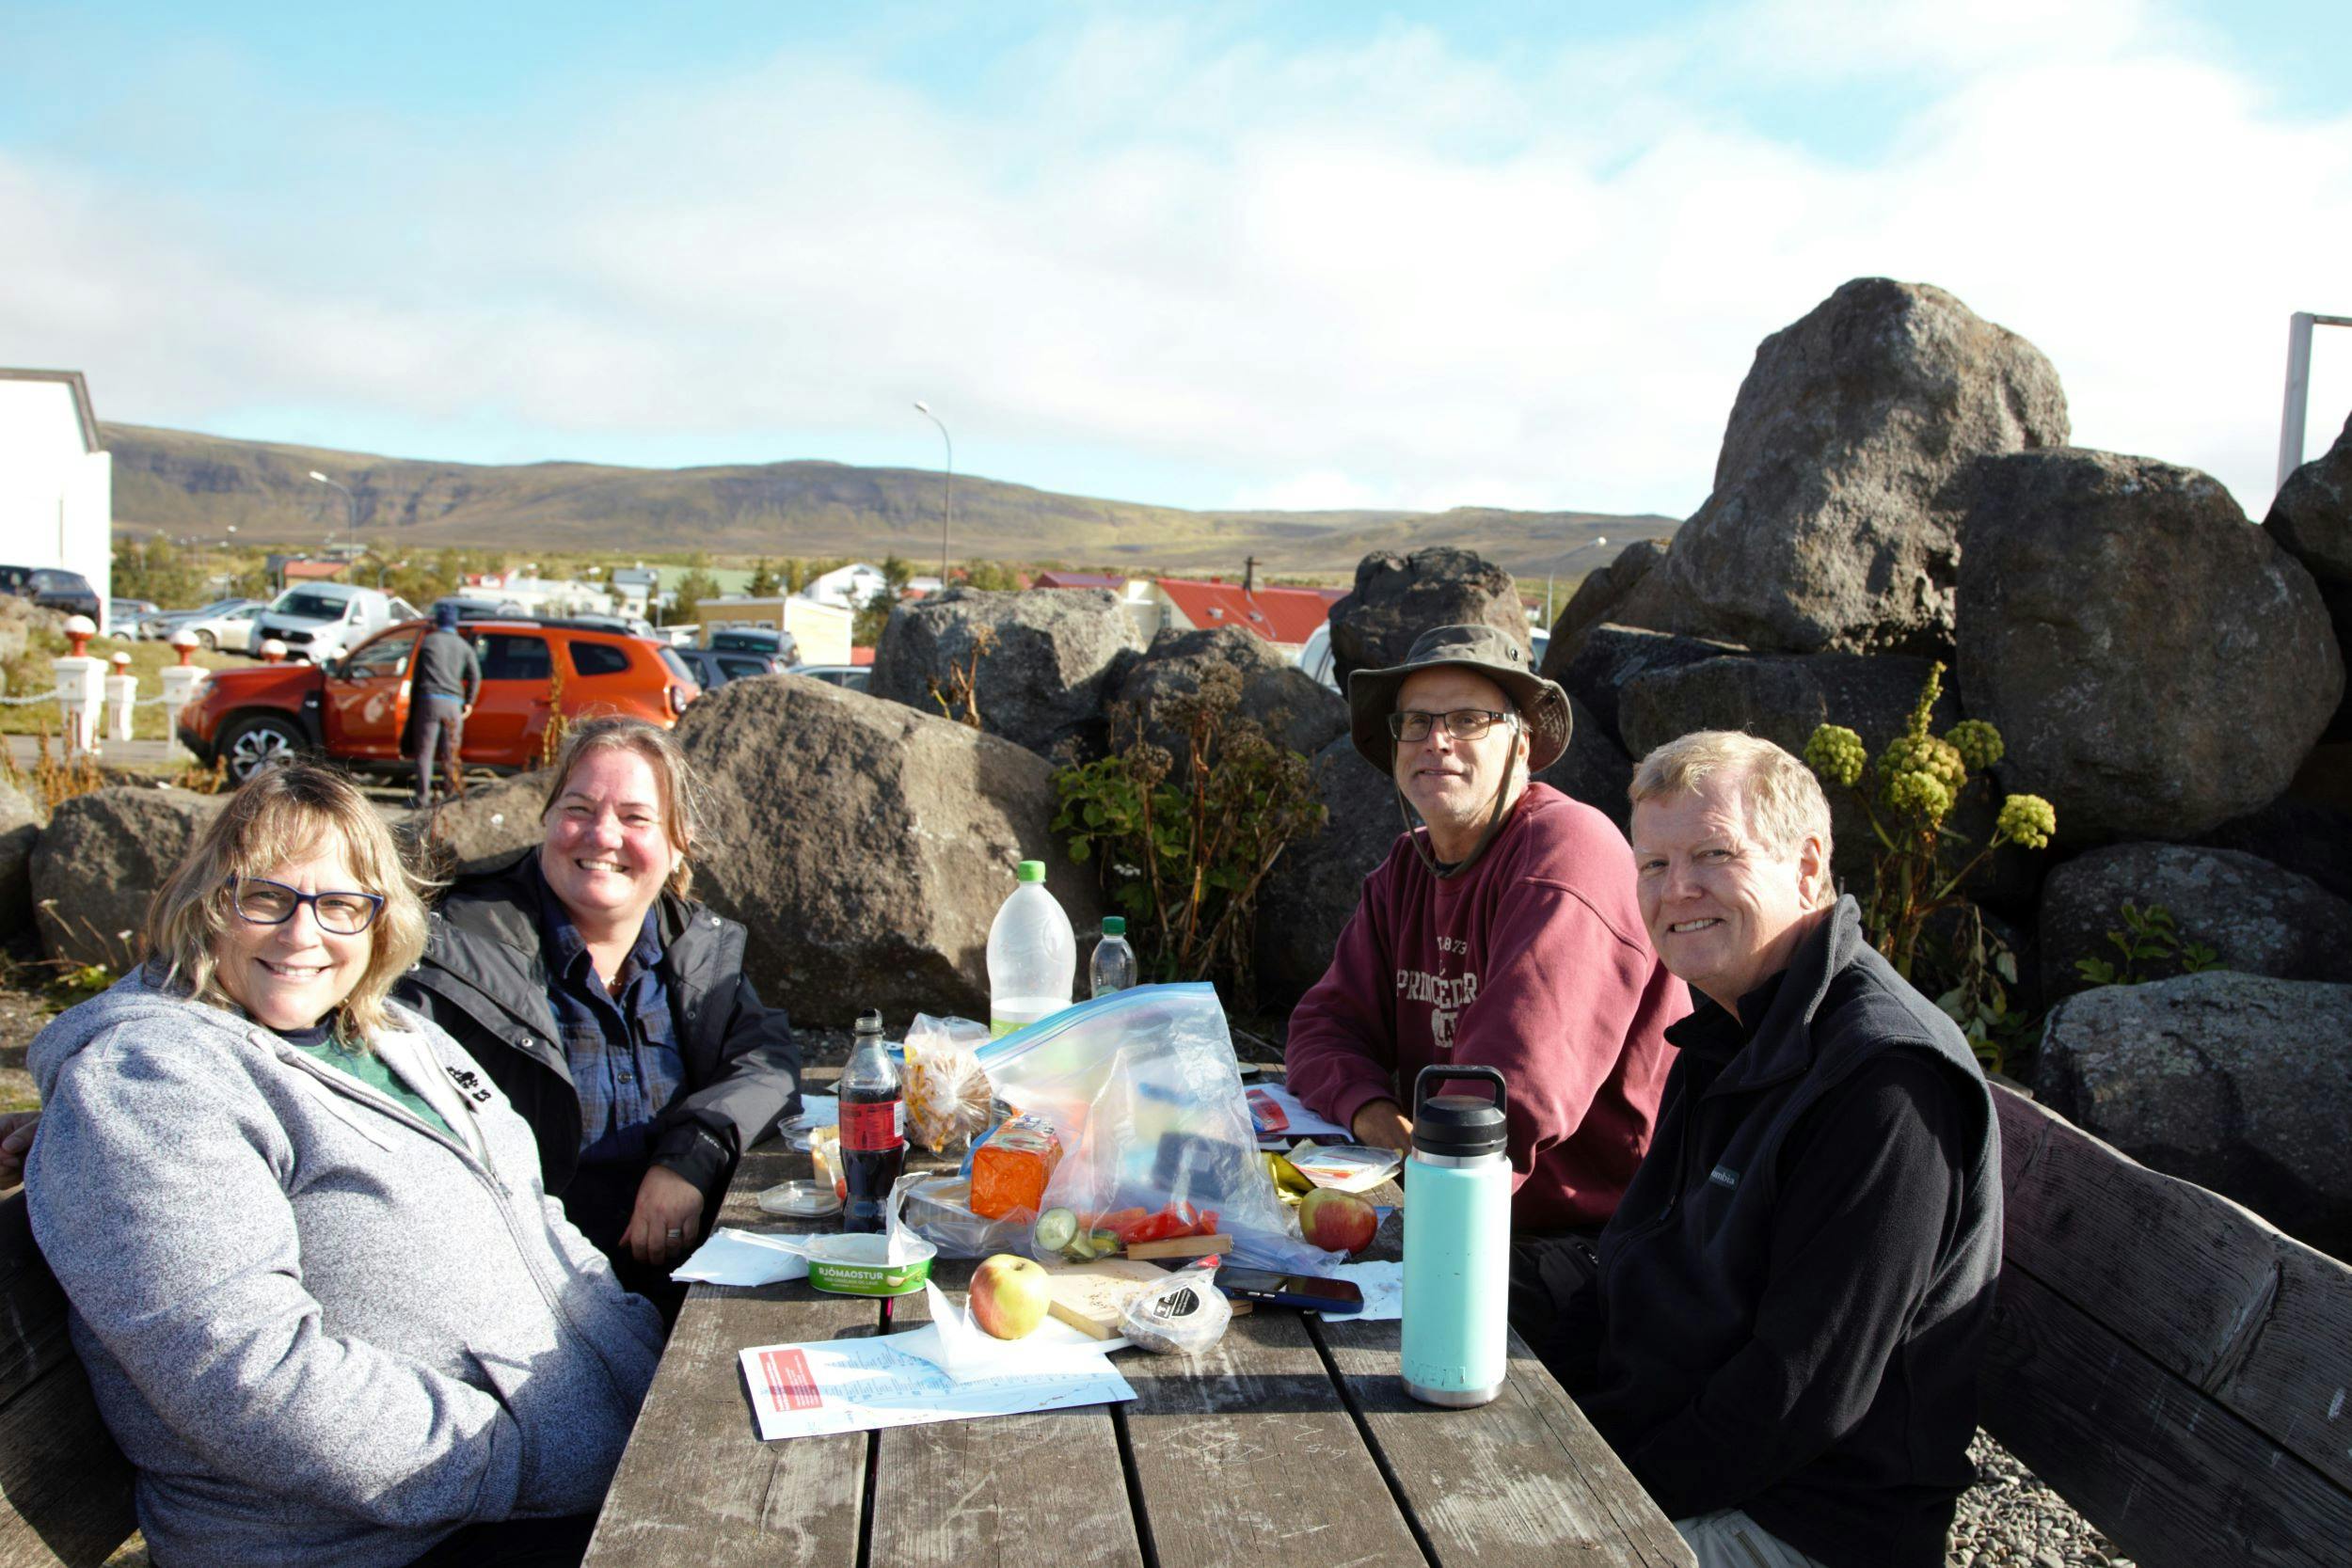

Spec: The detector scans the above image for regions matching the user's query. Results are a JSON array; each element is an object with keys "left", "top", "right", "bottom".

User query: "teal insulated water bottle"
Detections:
[{"left": 1400, "top": 1065, "right": 1512, "bottom": 1408}]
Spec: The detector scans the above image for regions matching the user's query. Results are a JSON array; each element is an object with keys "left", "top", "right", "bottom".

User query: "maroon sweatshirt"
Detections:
[{"left": 1285, "top": 783, "right": 1687, "bottom": 1232}]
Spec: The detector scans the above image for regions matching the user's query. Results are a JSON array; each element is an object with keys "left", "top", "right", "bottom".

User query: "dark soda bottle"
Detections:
[{"left": 838, "top": 1008, "right": 905, "bottom": 1233}]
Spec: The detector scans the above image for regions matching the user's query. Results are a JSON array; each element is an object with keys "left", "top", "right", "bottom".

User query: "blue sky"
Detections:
[{"left": 5, "top": 0, "right": 2348, "bottom": 517}]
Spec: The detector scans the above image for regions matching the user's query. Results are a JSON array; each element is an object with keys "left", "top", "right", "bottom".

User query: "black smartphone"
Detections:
[{"left": 1215, "top": 1268, "right": 1366, "bottom": 1313}]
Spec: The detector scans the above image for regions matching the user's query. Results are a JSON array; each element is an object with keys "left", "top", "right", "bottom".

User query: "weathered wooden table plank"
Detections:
[
  {"left": 867, "top": 1259, "right": 1146, "bottom": 1568},
  {"left": 1118, "top": 1295, "right": 1426, "bottom": 1568},
  {"left": 1313, "top": 1316, "right": 1694, "bottom": 1568},
  {"left": 583, "top": 1284, "right": 876, "bottom": 1568}
]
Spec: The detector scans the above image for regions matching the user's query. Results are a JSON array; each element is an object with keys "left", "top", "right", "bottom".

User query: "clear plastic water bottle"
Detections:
[
  {"left": 1089, "top": 916, "right": 1138, "bottom": 998},
  {"left": 986, "top": 860, "right": 1075, "bottom": 1038}
]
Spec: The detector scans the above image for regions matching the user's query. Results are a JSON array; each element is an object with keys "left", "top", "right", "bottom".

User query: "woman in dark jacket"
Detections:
[{"left": 397, "top": 716, "right": 801, "bottom": 1302}]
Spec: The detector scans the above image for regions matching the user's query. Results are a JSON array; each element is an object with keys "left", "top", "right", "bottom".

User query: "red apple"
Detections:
[
  {"left": 968, "top": 1253, "right": 1052, "bottom": 1339},
  {"left": 1299, "top": 1188, "right": 1378, "bottom": 1256}
]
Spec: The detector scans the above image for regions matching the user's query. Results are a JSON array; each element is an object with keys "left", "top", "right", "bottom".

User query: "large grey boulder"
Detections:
[
  {"left": 1956, "top": 449, "right": 2344, "bottom": 844},
  {"left": 1327, "top": 548, "right": 1529, "bottom": 689},
  {"left": 673, "top": 673, "right": 1104, "bottom": 1027},
  {"left": 1254, "top": 736, "right": 1401, "bottom": 1006},
  {"left": 1618, "top": 277, "right": 2068, "bottom": 657},
  {"left": 2039, "top": 843, "right": 2352, "bottom": 1003},
  {"left": 1112, "top": 626, "right": 1344, "bottom": 763},
  {"left": 413, "top": 770, "right": 553, "bottom": 877},
  {"left": 2265, "top": 408, "right": 2352, "bottom": 584},
  {"left": 2036, "top": 974, "right": 2352, "bottom": 1257},
  {"left": 1542, "top": 540, "right": 1664, "bottom": 676},
  {"left": 1534, "top": 696, "right": 1633, "bottom": 836},
  {"left": 2195, "top": 796, "right": 2352, "bottom": 904},
  {"left": 1558, "top": 624, "right": 1748, "bottom": 752},
  {"left": 0, "top": 780, "right": 39, "bottom": 939},
  {"left": 870, "top": 587, "right": 1140, "bottom": 761},
  {"left": 2265, "top": 410, "right": 2352, "bottom": 743},
  {"left": 30, "top": 787, "right": 225, "bottom": 966}
]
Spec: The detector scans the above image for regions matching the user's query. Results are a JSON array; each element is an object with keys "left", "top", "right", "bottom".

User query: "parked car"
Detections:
[
  {"left": 675, "top": 647, "right": 787, "bottom": 690},
  {"left": 253, "top": 583, "right": 421, "bottom": 665},
  {"left": 707, "top": 625, "right": 798, "bottom": 661},
  {"left": 110, "top": 598, "right": 160, "bottom": 629},
  {"left": 0, "top": 564, "right": 103, "bottom": 621},
  {"left": 795, "top": 664, "right": 869, "bottom": 692},
  {"left": 428, "top": 595, "right": 530, "bottom": 622},
  {"left": 181, "top": 617, "right": 702, "bottom": 783},
  {"left": 183, "top": 602, "right": 268, "bottom": 654},
  {"left": 139, "top": 597, "right": 259, "bottom": 641}
]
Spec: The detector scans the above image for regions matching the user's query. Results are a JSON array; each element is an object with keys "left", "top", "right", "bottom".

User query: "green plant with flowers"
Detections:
[{"left": 1803, "top": 662, "right": 2057, "bottom": 1070}]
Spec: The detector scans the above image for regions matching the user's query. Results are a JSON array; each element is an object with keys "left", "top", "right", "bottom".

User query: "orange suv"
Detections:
[{"left": 182, "top": 618, "right": 702, "bottom": 784}]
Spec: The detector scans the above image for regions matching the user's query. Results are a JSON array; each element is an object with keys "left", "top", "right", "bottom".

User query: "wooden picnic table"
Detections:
[{"left": 583, "top": 1073, "right": 1694, "bottom": 1568}]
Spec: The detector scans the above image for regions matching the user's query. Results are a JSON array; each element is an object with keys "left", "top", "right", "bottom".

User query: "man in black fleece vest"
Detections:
[{"left": 1550, "top": 731, "right": 2000, "bottom": 1568}]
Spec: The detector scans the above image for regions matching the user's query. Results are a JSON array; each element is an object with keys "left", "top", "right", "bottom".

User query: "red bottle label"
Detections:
[{"left": 840, "top": 1100, "right": 903, "bottom": 1152}]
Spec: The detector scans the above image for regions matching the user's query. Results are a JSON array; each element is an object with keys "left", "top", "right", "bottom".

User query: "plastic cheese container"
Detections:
[{"left": 968, "top": 1115, "right": 1064, "bottom": 1219}]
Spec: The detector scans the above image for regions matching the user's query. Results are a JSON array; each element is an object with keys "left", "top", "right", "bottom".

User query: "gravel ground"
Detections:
[{"left": 1951, "top": 1432, "right": 2130, "bottom": 1568}]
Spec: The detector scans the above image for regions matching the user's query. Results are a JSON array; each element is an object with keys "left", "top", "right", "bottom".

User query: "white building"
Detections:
[
  {"left": 0, "top": 370, "right": 112, "bottom": 627},
  {"left": 801, "top": 562, "right": 889, "bottom": 610},
  {"left": 468, "top": 568, "right": 615, "bottom": 617}
]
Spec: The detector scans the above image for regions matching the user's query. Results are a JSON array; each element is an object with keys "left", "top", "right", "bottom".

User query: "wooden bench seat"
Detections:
[
  {"left": 0, "top": 1191, "right": 136, "bottom": 1568},
  {"left": 1981, "top": 1084, "right": 2352, "bottom": 1567}
]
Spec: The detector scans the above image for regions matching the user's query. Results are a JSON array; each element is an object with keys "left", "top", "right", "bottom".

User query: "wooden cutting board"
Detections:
[{"left": 1041, "top": 1258, "right": 1171, "bottom": 1338}]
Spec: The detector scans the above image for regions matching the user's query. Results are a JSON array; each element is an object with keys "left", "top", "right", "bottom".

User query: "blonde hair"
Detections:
[
  {"left": 145, "top": 762, "right": 430, "bottom": 1046},
  {"left": 1629, "top": 731, "right": 1837, "bottom": 910},
  {"left": 540, "top": 717, "right": 707, "bottom": 898}
]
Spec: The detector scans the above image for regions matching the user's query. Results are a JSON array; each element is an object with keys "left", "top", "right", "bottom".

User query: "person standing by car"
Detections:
[
  {"left": 407, "top": 602, "right": 480, "bottom": 810},
  {"left": 396, "top": 717, "right": 801, "bottom": 1312}
]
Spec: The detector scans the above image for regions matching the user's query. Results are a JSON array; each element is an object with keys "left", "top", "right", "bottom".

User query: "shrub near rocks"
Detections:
[{"left": 2039, "top": 844, "right": 2352, "bottom": 1002}]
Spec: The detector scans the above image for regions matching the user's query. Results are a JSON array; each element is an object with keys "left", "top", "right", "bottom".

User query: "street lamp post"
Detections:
[
  {"left": 309, "top": 471, "right": 358, "bottom": 555},
  {"left": 913, "top": 401, "right": 953, "bottom": 585}
]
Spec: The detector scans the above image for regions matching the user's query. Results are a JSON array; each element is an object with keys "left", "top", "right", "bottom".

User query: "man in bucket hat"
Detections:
[{"left": 1284, "top": 624, "right": 1686, "bottom": 1297}]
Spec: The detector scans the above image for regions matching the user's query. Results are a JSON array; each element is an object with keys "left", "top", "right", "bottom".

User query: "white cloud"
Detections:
[{"left": 2, "top": 1, "right": 2347, "bottom": 522}]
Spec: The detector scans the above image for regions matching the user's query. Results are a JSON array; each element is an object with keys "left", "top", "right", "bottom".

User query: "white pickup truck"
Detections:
[{"left": 252, "top": 583, "right": 421, "bottom": 664}]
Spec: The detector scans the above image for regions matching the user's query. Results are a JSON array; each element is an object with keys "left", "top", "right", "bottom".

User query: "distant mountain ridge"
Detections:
[{"left": 101, "top": 421, "right": 1677, "bottom": 582}]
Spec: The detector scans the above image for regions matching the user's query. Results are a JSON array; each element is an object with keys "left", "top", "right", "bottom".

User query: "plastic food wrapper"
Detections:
[
  {"left": 898, "top": 1172, "right": 1036, "bottom": 1259},
  {"left": 975, "top": 983, "right": 1329, "bottom": 1273},
  {"left": 904, "top": 1013, "right": 994, "bottom": 1152},
  {"left": 1118, "top": 1259, "right": 1232, "bottom": 1355}
]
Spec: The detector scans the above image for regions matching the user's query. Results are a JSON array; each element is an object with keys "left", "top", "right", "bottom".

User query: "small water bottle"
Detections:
[
  {"left": 986, "top": 860, "right": 1076, "bottom": 1037},
  {"left": 1089, "top": 916, "right": 1137, "bottom": 997},
  {"left": 1400, "top": 1064, "right": 1513, "bottom": 1408}
]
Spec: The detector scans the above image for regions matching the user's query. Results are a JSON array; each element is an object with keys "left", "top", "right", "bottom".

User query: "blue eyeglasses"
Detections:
[{"left": 227, "top": 876, "right": 386, "bottom": 935}]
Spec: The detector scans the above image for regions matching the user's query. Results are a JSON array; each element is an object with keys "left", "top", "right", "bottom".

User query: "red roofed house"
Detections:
[{"left": 1148, "top": 575, "right": 1343, "bottom": 657}]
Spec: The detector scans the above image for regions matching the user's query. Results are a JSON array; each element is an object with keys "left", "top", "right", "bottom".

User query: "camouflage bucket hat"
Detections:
[{"left": 1346, "top": 623, "right": 1572, "bottom": 774}]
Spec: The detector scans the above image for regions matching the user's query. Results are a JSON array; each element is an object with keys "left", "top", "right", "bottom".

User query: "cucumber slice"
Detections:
[
  {"left": 1033, "top": 1208, "right": 1079, "bottom": 1253},
  {"left": 1067, "top": 1237, "right": 1097, "bottom": 1261},
  {"left": 1089, "top": 1229, "right": 1121, "bottom": 1255}
]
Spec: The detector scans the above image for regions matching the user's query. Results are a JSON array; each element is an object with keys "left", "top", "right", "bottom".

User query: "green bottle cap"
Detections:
[
  {"left": 1102, "top": 917, "right": 1125, "bottom": 936},
  {"left": 1016, "top": 860, "right": 1046, "bottom": 882}
]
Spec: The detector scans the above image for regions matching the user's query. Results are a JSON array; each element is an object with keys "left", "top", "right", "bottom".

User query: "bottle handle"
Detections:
[{"left": 1411, "top": 1063, "right": 1508, "bottom": 1123}]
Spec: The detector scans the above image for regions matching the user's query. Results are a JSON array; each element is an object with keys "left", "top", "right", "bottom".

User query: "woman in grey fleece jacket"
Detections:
[{"left": 25, "top": 765, "right": 662, "bottom": 1568}]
